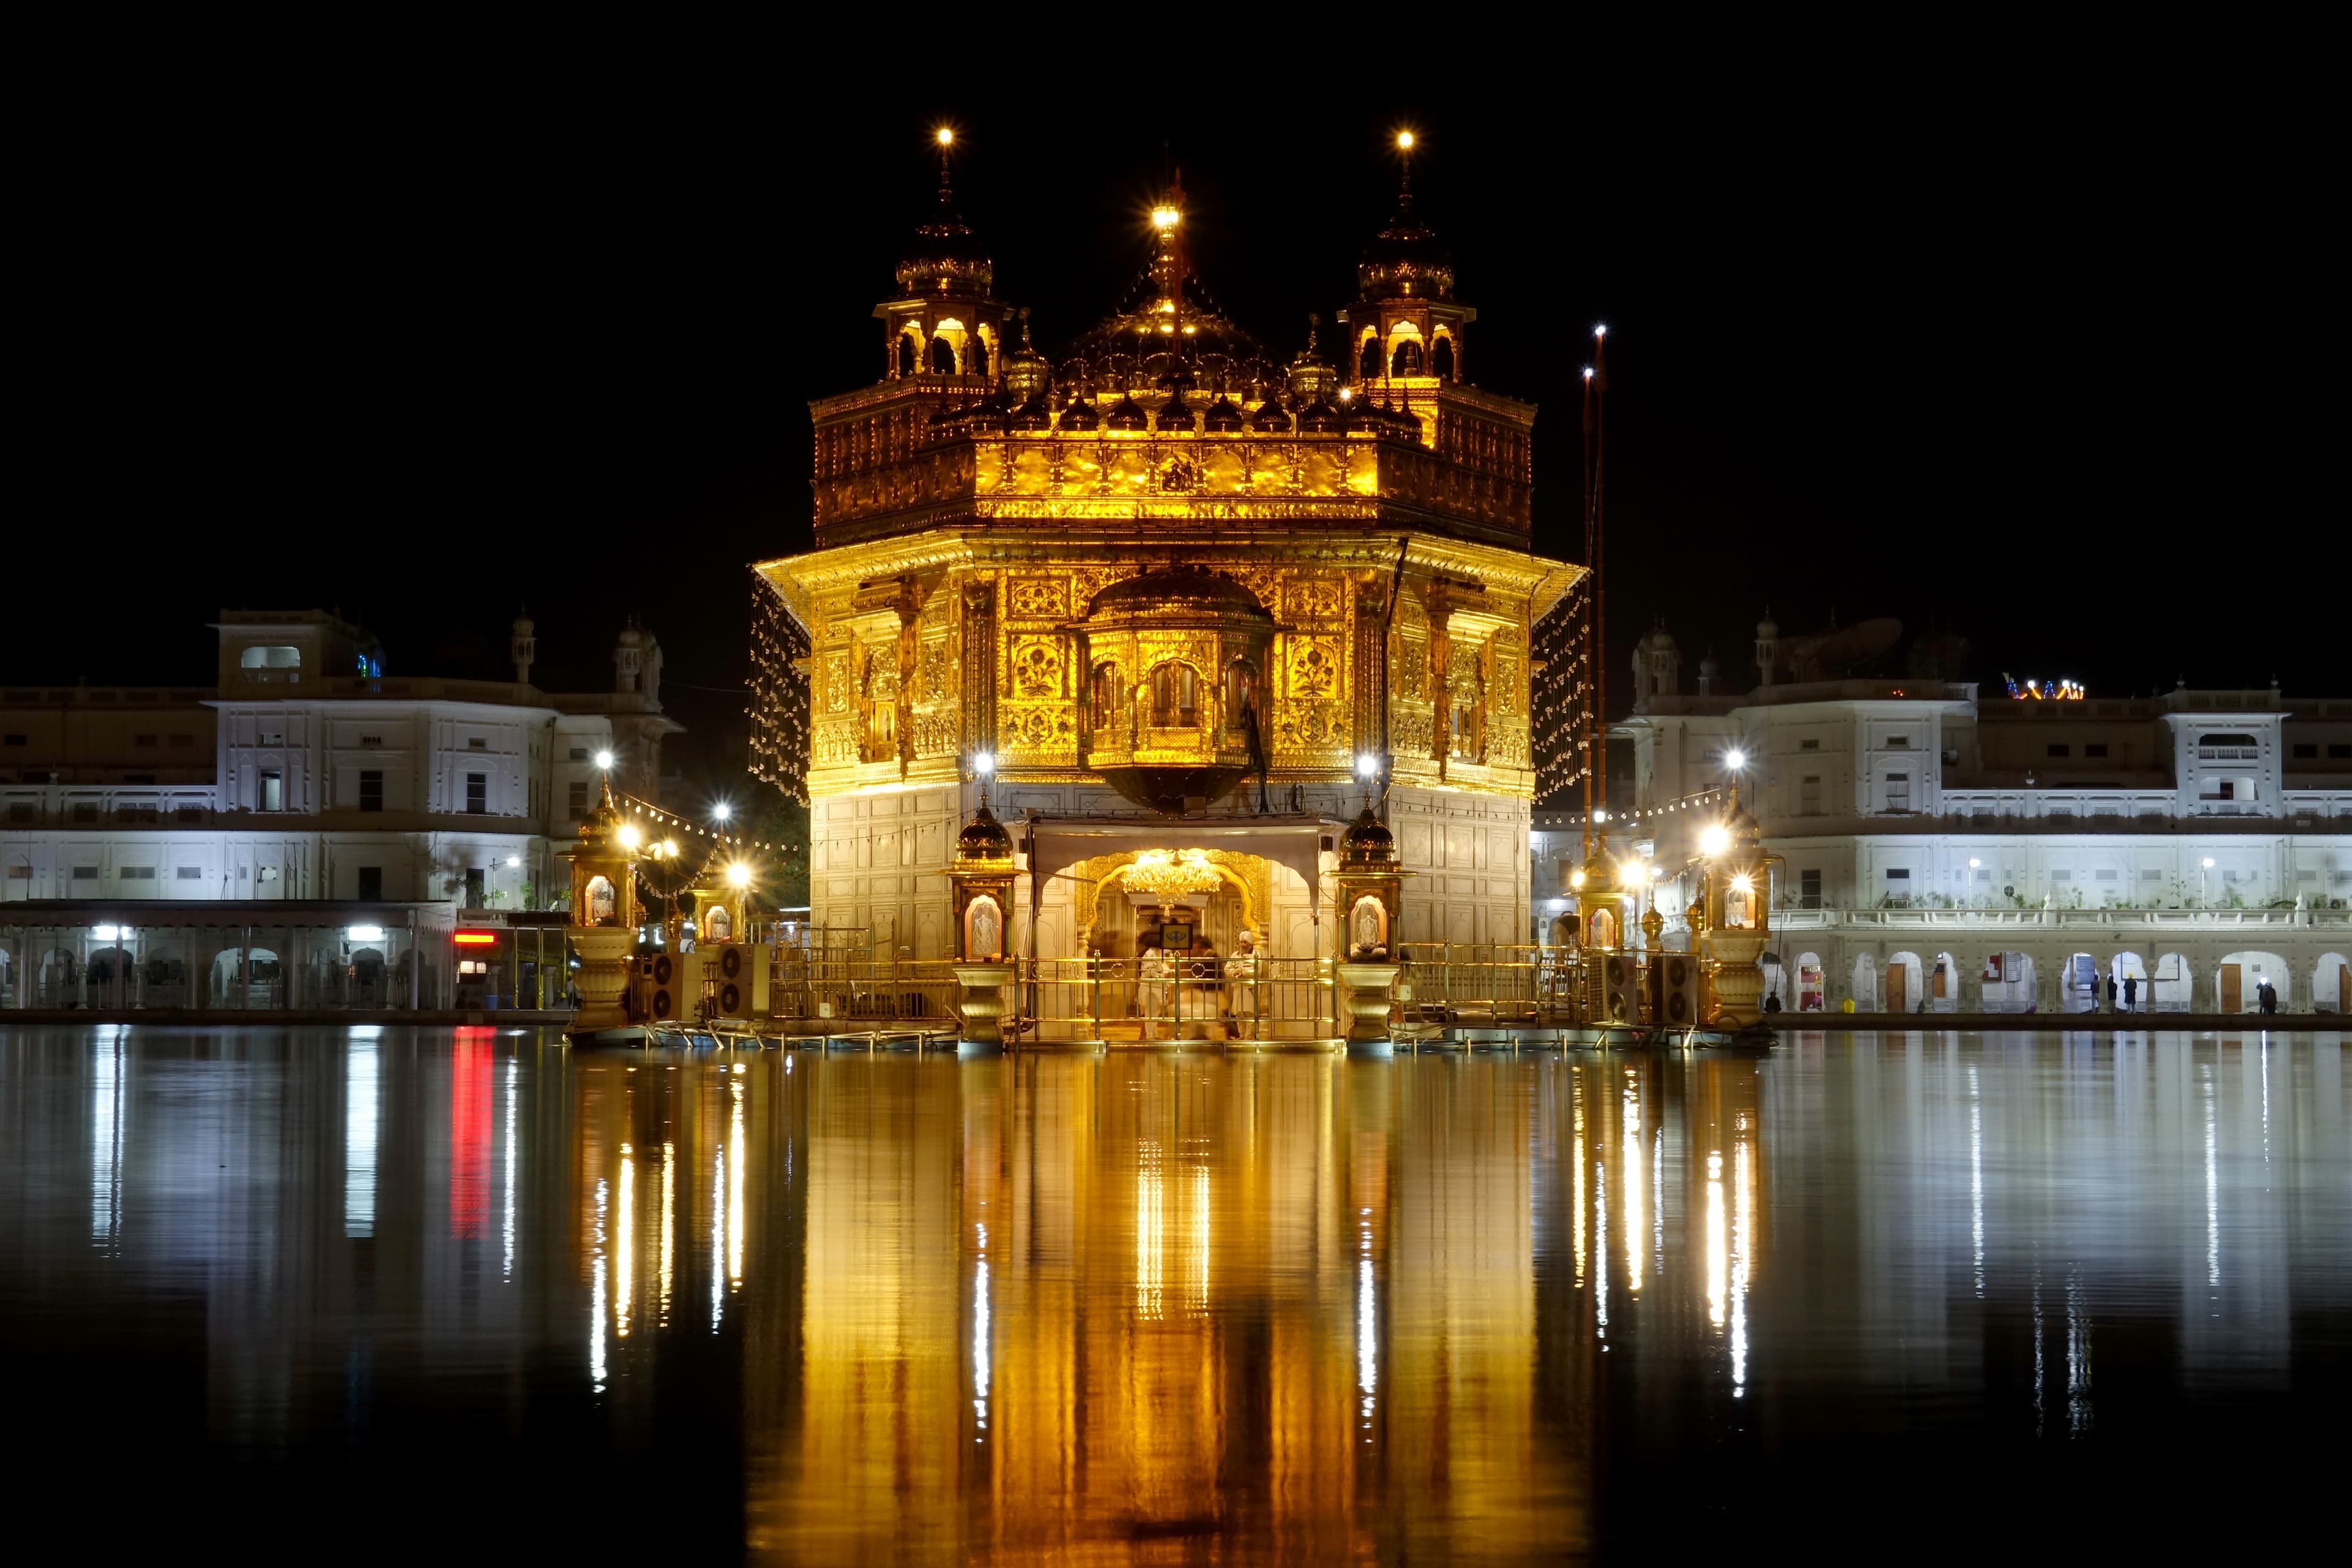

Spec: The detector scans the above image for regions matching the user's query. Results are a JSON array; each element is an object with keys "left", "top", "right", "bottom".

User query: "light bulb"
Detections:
[
  {"left": 712, "top": 802, "right": 731, "bottom": 821},
  {"left": 1396, "top": 130, "right": 1415, "bottom": 150},
  {"left": 935, "top": 127, "right": 954, "bottom": 146},
  {"left": 1725, "top": 748, "right": 1746, "bottom": 771},
  {"left": 594, "top": 750, "right": 614, "bottom": 770},
  {"left": 1700, "top": 824, "right": 1731, "bottom": 856},
  {"left": 727, "top": 863, "right": 751, "bottom": 888}
]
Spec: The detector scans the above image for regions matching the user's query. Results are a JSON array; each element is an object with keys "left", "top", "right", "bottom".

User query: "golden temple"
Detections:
[{"left": 753, "top": 132, "right": 1580, "bottom": 974}]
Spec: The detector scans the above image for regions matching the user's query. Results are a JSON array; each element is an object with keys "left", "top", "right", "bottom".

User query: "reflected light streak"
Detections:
[
  {"left": 617, "top": 1144, "right": 634, "bottom": 1338},
  {"left": 1705, "top": 1152, "right": 1727, "bottom": 1328},
  {"left": 92, "top": 1032, "right": 125, "bottom": 1249},
  {"left": 728, "top": 1079, "right": 745, "bottom": 1287},
  {"left": 1571, "top": 1071, "right": 1588, "bottom": 1287},
  {"left": 1969, "top": 1066, "right": 1985, "bottom": 1298},
  {"left": 345, "top": 1036, "right": 377, "bottom": 1239},
  {"left": 590, "top": 1178, "right": 609, "bottom": 1392},
  {"left": 1731, "top": 1129, "right": 1752, "bottom": 1395},
  {"left": 1358, "top": 1207, "right": 1378, "bottom": 1440},
  {"left": 2201, "top": 1069, "right": 2219, "bottom": 1290},
  {"left": 2065, "top": 1268, "right": 2094, "bottom": 1438},
  {"left": 1594, "top": 1163, "right": 1610, "bottom": 1338},
  {"left": 502, "top": 1059, "right": 517, "bottom": 1280},
  {"left": 1653, "top": 1125, "right": 1665, "bottom": 1276},
  {"left": 1188, "top": 1165, "right": 1211, "bottom": 1316},
  {"left": 659, "top": 1140, "right": 675, "bottom": 1325},
  {"left": 711, "top": 1140, "right": 727, "bottom": 1331},
  {"left": 1622, "top": 1081, "right": 1643, "bottom": 1293},
  {"left": 974, "top": 1222, "right": 992, "bottom": 1440},
  {"left": 1136, "top": 1140, "right": 1164, "bottom": 1320}
]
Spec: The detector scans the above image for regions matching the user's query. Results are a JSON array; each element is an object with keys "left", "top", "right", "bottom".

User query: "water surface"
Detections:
[{"left": 3, "top": 1026, "right": 2345, "bottom": 1561}]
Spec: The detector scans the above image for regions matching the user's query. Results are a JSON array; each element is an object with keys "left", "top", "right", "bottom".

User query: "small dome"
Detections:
[
  {"left": 511, "top": 612, "right": 535, "bottom": 635},
  {"left": 1058, "top": 394, "right": 1101, "bottom": 432},
  {"left": 1294, "top": 396, "right": 1343, "bottom": 432},
  {"left": 1698, "top": 651, "right": 1722, "bottom": 677},
  {"left": 1248, "top": 396, "right": 1292, "bottom": 432},
  {"left": 575, "top": 774, "right": 624, "bottom": 848},
  {"left": 1104, "top": 394, "right": 1151, "bottom": 431},
  {"left": 1642, "top": 622, "right": 1679, "bottom": 654},
  {"left": 1341, "top": 802, "right": 1395, "bottom": 864},
  {"left": 1756, "top": 613, "right": 1780, "bottom": 639},
  {"left": 895, "top": 161, "right": 992, "bottom": 297},
  {"left": 1201, "top": 395, "right": 1246, "bottom": 431},
  {"left": 616, "top": 624, "right": 644, "bottom": 650},
  {"left": 1002, "top": 311, "right": 1051, "bottom": 404},
  {"left": 1155, "top": 393, "right": 1196, "bottom": 431},
  {"left": 1086, "top": 566, "right": 1268, "bottom": 619},
  {"left": 956, "top": 801, "right": 1013, "bottom": 864},
  {"left": 1358, "top": 190, "right": 1456, "bottom": 301}
]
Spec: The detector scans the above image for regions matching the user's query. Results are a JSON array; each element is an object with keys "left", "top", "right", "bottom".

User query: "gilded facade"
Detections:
[{"left": 755, "top": 141, "right": 1578, "bottom": 961}]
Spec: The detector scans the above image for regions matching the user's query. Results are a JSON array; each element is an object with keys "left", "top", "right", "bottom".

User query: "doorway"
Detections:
[
  {"left": 2220, "top": 963, "right": 2241, "bottom": 1014},
  {"left": 1885, "top": 960, "right": 1908, "bottom": 1014}
]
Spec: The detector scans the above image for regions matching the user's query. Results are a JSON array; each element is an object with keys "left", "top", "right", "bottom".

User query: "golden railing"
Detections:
[{"left": 1014, "top": 956, "right": 1340, "bottom": 1042}]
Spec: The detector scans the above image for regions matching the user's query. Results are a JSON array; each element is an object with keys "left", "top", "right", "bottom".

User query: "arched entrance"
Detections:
[
  {"left": 1981, "top": 950, "right": 2037, "bottom": 1012},
  {"left": 2108, "top": 951, "right": 2150, "bottom": 1012},
  {"left": 1929, "top": 951, "right": 1961, "bottom": 1012},
  {"left": 1852, "top": 954, "right": 1877, "bottom": 1011},
  {"left": 1795, "top": 951, "right": 1825, "bottom": 1011},
  {"left": 2150, "top": 952, "right": 2193, "bottom": 1011},
  {"left": 1886, "top": 951, "right": 1924, "bottom": 1014},
  {"left": 2315, "top": 953, "right": 2350, "bottom": 1014},
  {"left": 213, "top": 947, "right": 282, "bottom": 1008},
  {"left": 2217, "top": 950, "right": 2290, "bottom": 1013},
  {"left": 2058, "top": 952, "right": 2100, "bottom": 1012}
]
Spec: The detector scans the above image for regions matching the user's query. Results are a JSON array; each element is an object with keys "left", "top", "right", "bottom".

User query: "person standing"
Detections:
[
  {"left": 2107, "top": 973, "right": 2118, "bottom": 1011},
  {"left": 2123, "top": 972, "right": 2138, "bottom": 1012}
]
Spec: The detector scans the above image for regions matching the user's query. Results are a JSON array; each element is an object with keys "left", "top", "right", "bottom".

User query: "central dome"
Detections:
[{"left": 1085, "top": 567, "right": 1270, "bottom": 622}]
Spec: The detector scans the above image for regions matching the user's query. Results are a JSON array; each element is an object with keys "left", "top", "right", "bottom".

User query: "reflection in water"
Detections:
[
  {"left": 344, "top": 1032, "right": 375, "bottom": 1239},
  {"left": 8, "top": 1027, "right": 2351, "bottom": 1559}
]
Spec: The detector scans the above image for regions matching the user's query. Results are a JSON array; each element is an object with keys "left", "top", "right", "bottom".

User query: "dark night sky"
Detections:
[{"left": 19, "top": 65, "right": 2337, "bottom": 772}]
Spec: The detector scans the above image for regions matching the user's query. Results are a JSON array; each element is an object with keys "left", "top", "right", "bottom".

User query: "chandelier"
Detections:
[{"left": 1126, "top": 848, "right": 1221, "bottom": 900}]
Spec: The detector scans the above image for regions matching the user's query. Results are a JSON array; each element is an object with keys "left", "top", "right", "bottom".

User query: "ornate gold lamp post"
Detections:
[
  {"left": 563, "top": 764, "right": 638, "bottom": 1032},
  {"left": 1333, "top": 756, "right": 1412, "bottom": 1044},
  {"left": 1694, "top": 752, "right": 1779, "bottom": 1027},
  {"left": 948, "top": 752, "right": 1017, "bottom": 1044}
]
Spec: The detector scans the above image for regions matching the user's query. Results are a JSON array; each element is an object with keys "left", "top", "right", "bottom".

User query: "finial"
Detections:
[
  {"left": 1306, "top": 312, "right": 1319, "bottom": 354},
  {"left": 933, "top": 126, "right": 956, "bottom": 205},
  {"left": 1018, "top": 304, "right": 1033, "bottom": 351},
  {"left": 1395, "top": 130, "right": 1415, "bottom": 209}
]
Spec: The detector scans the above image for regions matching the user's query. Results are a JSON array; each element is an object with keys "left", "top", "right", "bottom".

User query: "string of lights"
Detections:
[{"left": 1550, "top": 785, "right": 1728, "bottom": 828}]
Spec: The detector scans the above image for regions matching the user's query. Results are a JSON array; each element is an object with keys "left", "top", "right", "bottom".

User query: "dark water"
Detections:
[{"left": 2, "top": 1026, "right": 2345, "bottom": 1562}]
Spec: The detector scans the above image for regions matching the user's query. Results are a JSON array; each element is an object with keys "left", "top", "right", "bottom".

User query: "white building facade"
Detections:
[
  {"left": 1532, "top": 620, "right": 2352, "bottom": 1013},
  {"left": 2, "top": 609, "right": 679, "bottom": 911}
]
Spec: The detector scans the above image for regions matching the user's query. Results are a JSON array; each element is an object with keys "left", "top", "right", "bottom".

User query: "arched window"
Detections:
[
  {"left": 1149, "top": 662, "right": 1199, "bottom": 728},
  {"left": 1431, "top": 336, "right": 1455, "bottom": 380},
  {"left": 897, "top": 333, "right": 919, "bottom": 377},
  {"left": 1223, "top": 658, "right": 1259, "bottom": 736},
  {"left": 704, "top": 905, "right": 733, "bottom": 942},
  {"left": 1359, "top": 339, "right": 1382, "bottom": 380},
  {"left": 930, "top": 336, "right": 956, "bottom": 375},
  {"left": 586, "top": 875, "right": 617, "bottom": 926},
  {"left": 1391, "top": 339, "right": 1425, "bottom": 375},
  {"left": 861, "top": 649, "right": 896, "bottom": 761},
  {"left": 1588, "top": 906, "right": 1618, "bottom": 949},
  {"left": 964, "top": 894, "right": 1004, "bottom": 961},
  {"left": 1089, "top": 662, "right": 1120, "bottom": 732}
]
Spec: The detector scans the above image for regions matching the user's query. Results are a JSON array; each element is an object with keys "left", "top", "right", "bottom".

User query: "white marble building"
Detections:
[
  {"left": 1531, "top": 618, "right": 2352, "bottom": 1012},
  {"left": 1, "top": 609, "right": 680, "bottom": 908}
]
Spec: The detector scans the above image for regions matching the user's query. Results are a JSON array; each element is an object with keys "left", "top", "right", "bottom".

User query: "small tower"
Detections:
[
  {"left": 876, "top": 127, "right": 1013, "bottom": 383},
  {"left": 510, "top": 609, "right": 536, "bottom": 687},
  {"left": 1754, "top": 611, "right": 1781, "bottom": 689},
  {"left": 1632, "top": 620, "right": 1681, "bottom": 710},
  {"left": 1341, "top": 132, "right": 1473, "bottom": 393},
  {"left": 1697, "top": 649, "right": 1721, "bottom": 696},
  {"left": 614, "top": 620, "right": 645, "bottom": 695}
]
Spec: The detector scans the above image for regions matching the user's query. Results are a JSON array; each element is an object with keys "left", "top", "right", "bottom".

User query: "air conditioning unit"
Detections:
[
  {"left": 1601, "top": 952, "right": 1640, "bottom": 1023},
  {"left": 709, "top": 943, "right": 772, "bottom": 1020},
  {"left": 1659, "top": 953, "right": 1705, "bottom": 1027}
]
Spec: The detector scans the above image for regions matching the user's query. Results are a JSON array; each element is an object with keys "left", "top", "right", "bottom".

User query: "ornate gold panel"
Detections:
[
  {"left": 1008, "top": 636, "right": 1069, "bottom": 699},
  {"left": 1008, "top": 578, "right": 1067, "bottom": 620}
]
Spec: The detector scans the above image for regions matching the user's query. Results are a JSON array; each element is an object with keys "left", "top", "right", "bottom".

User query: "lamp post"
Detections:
[{"left": 950, "top": 753, "right": 1016, "bottom": 1046}]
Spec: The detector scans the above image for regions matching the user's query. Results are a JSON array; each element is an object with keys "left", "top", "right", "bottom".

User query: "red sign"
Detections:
[{"left": 453, "top": 930, "right": 498, "bottom": 946}]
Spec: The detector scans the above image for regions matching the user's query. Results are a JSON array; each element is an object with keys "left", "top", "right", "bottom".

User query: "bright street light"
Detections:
[
  {"left": 1700, "top": 823, "right": 1732, "bottom": 856},
  {"left": 617, "top": 825, "right": 641, "bottom": 850},
  {"left": 594, "top": 749, "right": 614, "bottom": 770},
  {"left": 712, "top": 802, "right": 731, "bottom": 822},
  {"left": 1725, "top": 748, "right": 1746, "bottom": 771},
  {"left": 972, "top": 750, "right": 994, "bottom": 777},
  {"left": 505, "top": 854, "right": 520, "bottom": 867},
  {"left": 1355, "top": 753, "right": 1381, "bottom": 780},
  {"left": 726, "top": 863, "right": 752, "bottom": 888}
]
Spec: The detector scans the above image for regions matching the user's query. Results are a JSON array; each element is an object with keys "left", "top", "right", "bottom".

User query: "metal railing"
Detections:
[{"left": 1015, "top": 955, "right": 1336, "bottom": 1041}]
